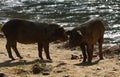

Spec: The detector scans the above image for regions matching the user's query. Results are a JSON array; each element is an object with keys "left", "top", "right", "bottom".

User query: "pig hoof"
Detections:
[
  {"left": 49, "top": 59, "right": 52, "bottom": 61},
  {"left": 19, "top": 56, "right": 23, "bottom": 59},
  {"left": 48, "top": 58, "right": 53, "bottom": 62},
  {"left": 47, "top": 57, "right": 52, "bottom": 60},
  {"left": 11, "top": 58, "right": 15, "bottom": 60}
]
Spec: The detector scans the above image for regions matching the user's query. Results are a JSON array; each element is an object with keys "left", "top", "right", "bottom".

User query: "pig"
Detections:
[
  {"left": 67, "top": 18, "right": 105, "bottom": 63},
  {"left": 1, "top": 19, "right": 68, "bottom": 60}
]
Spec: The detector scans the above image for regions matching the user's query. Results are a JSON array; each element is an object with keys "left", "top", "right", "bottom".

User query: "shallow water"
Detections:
[{"left": 0, "top": 0, "right": 120, "bottom": 45}]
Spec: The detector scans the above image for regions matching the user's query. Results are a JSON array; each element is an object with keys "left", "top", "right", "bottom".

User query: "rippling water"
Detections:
[{"left": 0, "top": 0, "right": 120, "bottom": 45}]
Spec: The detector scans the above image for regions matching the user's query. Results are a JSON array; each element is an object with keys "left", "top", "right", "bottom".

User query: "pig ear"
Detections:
[{"left": 77, "top": 30, "right": 82, "bottom": 36}]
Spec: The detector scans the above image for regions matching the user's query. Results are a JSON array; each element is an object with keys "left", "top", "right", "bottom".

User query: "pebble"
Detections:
[
  {"left": 0, "top": 73, "right": 5, "bottom": 77},
  {"left": 96, "top": 67, "right": 102, "bottom": 70},
  {"left": 42, "top": 72, "right": 50, "bottom": 75}
]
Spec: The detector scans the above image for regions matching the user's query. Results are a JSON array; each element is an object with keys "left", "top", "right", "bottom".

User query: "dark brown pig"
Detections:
[
  {"left": 67, "top": 18, "right": 105, "bottom": 63},
  {"left": 1, "top": 19, "right": 68, "bottom": 60}
]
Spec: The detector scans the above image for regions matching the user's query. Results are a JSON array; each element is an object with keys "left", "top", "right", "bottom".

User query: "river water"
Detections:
[{"left": 0, "top": 0, "right": 120, "bottom": 45}]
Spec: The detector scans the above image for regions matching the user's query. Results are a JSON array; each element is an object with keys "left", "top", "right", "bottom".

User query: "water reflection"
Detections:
[{"left": 0, "top": 0, "right": 120, "bottom": 45}]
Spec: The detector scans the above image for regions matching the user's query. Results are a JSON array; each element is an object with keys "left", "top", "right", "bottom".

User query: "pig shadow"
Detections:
[
  {"left": 74, "top": 59, "right": 101, "bottom": 66},
  {"left": 0, "top": 59, "right": 52, "bottom": 67}
]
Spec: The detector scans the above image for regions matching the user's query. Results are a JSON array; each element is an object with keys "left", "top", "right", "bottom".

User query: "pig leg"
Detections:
[
  {"left": 11, "top": 42, "right": 23, "bottom": 59},
  {"left": 87, "top": 45, "right": 94, "bottom": 63},
  {"left": 80, "top": 45, "right": 87, "bottom": 62},
  {"left": 6, "top": 40, "right": 15, "bottom": 60},
  {"left": 38, "top": 42, "right": 43, "bottom": 60},
  {"left": 98, "top": 37, "right": 104, "bottom": 60},
  {"left": 43, "top": 42, "right": 52, "bottom": 60}
]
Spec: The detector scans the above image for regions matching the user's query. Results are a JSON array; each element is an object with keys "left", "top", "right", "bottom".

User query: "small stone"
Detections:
[
  {"left": 71, "top": 54, "right": 79, "bottom": 60},
  {"left": 118, "top": 56, "right": 120, "bottom": 60},
  {"left": 80, "top": 54, "right": 83, "bottom": 59},
  {"left": 112, "top": 67, "right": 118, "bottom": 71},
  {"left": 42, "top": 72, "right": 50, "bottom": 75},
  {"left": 96, "top": 67, "right": 102, "bottom": 70},
  {"left": 64, "top": 75, "right": 70, "bottom": 77},
  {"left": 0, "top": 73, "right": 5, "bottom": 77},
  {"left": 32, "top": 64, "right": 42, "bottom": 74},
  {"left": 56, "top": 70, "right": 63, "bottom": 73}
]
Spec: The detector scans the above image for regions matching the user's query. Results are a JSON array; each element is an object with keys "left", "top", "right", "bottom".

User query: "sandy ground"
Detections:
[{"left": 0, "top": 38, "right": 120, "bottom": 77}]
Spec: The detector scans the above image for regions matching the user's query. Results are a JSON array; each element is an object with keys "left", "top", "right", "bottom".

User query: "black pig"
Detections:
[
  {"left": 67, "top": 18, "right": 105, "bottom": 63},
  {"left": 1, "top": 19, "right": 68, "bottom": 60}
]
